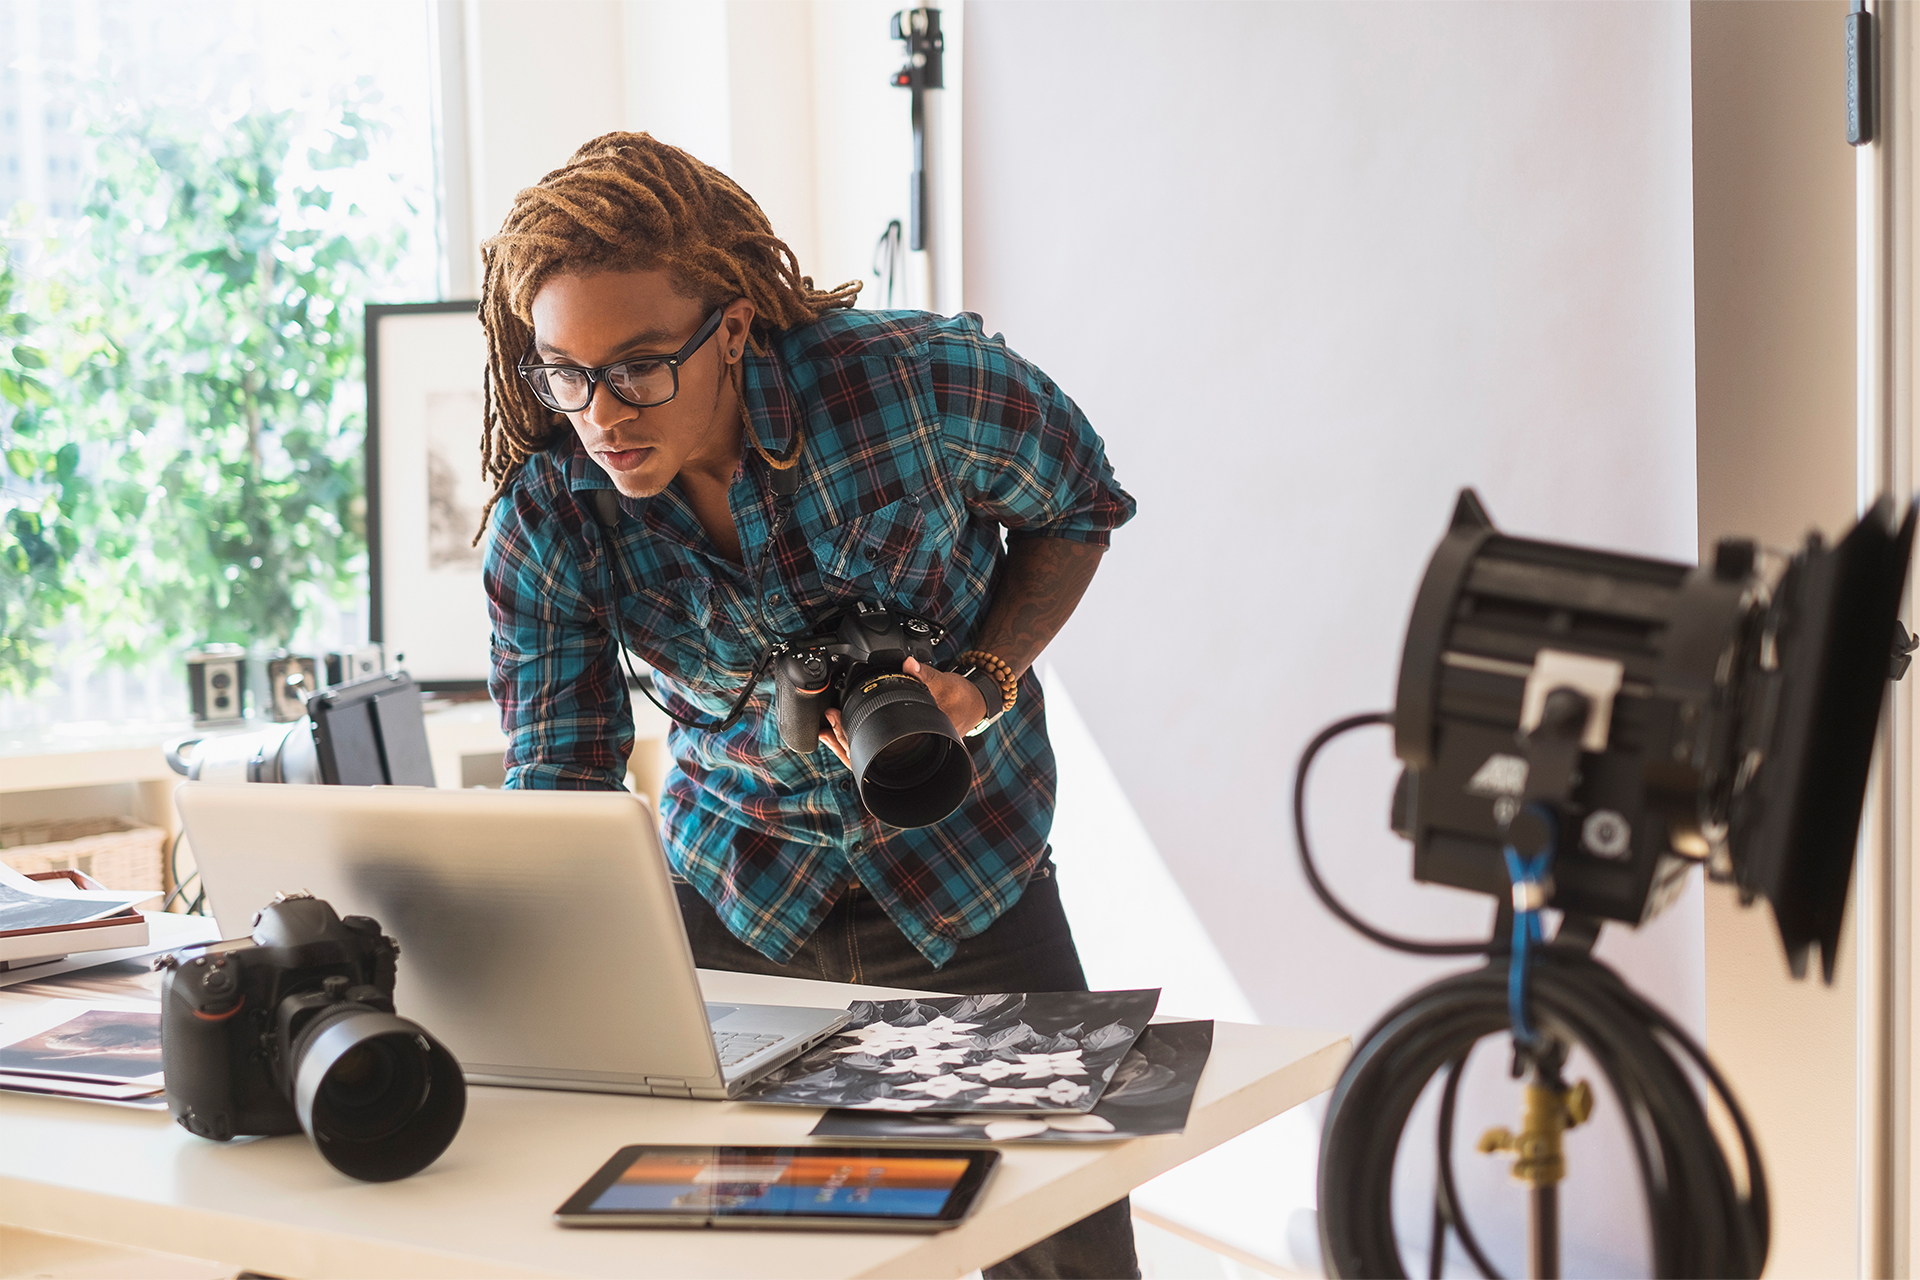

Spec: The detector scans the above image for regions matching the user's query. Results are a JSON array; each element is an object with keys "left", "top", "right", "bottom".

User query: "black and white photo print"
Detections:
[{"left": 738, "top": 990, "right": 1161, "bottom": 1114}]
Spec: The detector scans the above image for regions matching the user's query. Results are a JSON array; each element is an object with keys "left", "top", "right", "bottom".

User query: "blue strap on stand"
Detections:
[{"left": 1502, "top": 802, "right": 1557, "bottom": 1049}]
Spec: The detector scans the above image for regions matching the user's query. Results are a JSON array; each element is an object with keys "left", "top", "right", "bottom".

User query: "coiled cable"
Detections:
[{"left": 1300, "top": 713, "right": 1770, "bottom": 1278}]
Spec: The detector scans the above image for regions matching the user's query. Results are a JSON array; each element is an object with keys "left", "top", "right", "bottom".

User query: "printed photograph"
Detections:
[
  {"left": 0, "top": 1009, "right": 163, "bottom": 1082},
  {"left": 424, "top": 388, "right": 486, "bottom": 571},
  {"left": 0, "top": 880, "right": 130, "bottom": 933},
  {"left": 810, "top": 1020, "right": 1215, "bottom": 1143},
  {"left": 737, "top": 990, "right": 1159, "bottom": 1115}
]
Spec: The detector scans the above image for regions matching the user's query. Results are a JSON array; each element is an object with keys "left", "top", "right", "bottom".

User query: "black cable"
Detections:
[
  {"left": 1302, "top": 711, "right": 1769, "bottom": 1278},
  {"left": 597, "top": 480, "right": 801, "bottom": 735},
  {"left": 1294, "top": 711, "right": 1492, "bottom": 956},
  {"left": 1318, "top": 951, "right": 1767, "bottom": 1278},
  {"left": 873, "top": 219, "right": 904, "bottom": 308},
  {"left": 161, "top": 830, "right": 203, "bottom": 915}
]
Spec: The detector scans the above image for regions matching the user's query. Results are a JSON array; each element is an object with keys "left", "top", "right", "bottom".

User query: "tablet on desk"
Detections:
[{"left": 555, "top": 1144, "right": 998, "bottom": 1232}]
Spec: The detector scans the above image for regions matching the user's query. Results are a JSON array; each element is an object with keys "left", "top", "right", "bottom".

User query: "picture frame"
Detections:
[{"left": 365, "top": 301, "right": 490, "bottom": 692}]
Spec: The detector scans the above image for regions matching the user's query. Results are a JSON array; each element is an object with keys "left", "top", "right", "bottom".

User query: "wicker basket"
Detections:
[{"left": 0, "top": 816, "right": 169, "bottom": 893}]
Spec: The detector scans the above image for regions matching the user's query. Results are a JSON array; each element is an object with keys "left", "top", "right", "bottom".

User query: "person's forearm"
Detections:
[{"left": 967, "top": 537, "right": 1106, "bottom": 679}]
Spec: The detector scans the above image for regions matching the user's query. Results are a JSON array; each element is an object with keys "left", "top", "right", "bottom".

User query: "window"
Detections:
[{"left": 0, "top": 0, "right": 439, "bottom": 730}]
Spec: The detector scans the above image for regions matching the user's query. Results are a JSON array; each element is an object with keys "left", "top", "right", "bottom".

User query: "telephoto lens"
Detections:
[
  {"left": 773, "top": 603, "right": 975, "bottom": 828},
  {"left": 841, "top": 671, "right": 972, "bottom": 827}
]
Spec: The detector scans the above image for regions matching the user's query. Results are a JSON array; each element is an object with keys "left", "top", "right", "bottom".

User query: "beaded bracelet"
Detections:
[{"left": 956, "top": 648, "right": 1018, "bottom": 716}]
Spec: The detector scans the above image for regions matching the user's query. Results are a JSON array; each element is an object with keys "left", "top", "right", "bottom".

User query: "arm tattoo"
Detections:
[{"left": 969, "top": 539, "right": 1106, "bottom": 678}]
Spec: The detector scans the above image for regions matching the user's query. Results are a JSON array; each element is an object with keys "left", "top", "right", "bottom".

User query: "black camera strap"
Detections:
[{"left": 589, "top": 455, "right": 799, "bottom": 734}]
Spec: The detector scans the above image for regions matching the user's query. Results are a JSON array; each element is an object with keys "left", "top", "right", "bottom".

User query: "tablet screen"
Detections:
[{"left": 558, "top": 1145, "right": 997, "bottom": 1226}]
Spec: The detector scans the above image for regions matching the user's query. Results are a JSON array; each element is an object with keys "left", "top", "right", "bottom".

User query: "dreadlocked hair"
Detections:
[{"left": 474, "top": 131, "right": 860, "bottom": 535}]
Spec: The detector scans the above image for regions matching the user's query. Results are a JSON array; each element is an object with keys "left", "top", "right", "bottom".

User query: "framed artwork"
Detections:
[{"left": 365, "top": 301, "right": 490, "bottom": 691}]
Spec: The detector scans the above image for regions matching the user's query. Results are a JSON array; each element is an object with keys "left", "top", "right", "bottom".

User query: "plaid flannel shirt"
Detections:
[{"left": 484, "top": 309, "right": 1135, "bottom": 966}]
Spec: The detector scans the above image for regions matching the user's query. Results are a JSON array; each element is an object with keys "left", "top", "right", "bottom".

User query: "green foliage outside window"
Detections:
[{"left": 0, "top": 93, "right": 408, "bottom": 696}]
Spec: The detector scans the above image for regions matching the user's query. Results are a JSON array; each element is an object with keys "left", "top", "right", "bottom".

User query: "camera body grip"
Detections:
[{"left": 774, "top": 652, "right": 833, "bottom": 753}]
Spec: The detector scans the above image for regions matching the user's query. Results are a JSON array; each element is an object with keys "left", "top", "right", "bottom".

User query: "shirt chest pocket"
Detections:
[
  {"left": 809, "top": 495, "right": 946, "bottom": 605},
  {"left": 618, "top": 575, "right": 715, "bottom": 681}
]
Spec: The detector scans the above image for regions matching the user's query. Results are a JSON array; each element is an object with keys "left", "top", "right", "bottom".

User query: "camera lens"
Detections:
[
  {"left": 292, "top": 1006, "right": 466, "bottom": 1182},
  {"left": 866, "top": 732, "right": 948, "bottom": 791},
  {"left": 316, "top": 1037, "right": 418, "bottom": 1142},
  {"left": 842, "top": 672, "right": 973, "bottom": 828}
]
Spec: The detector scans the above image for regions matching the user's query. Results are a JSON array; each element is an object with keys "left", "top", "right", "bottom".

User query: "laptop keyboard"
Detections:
[{"left": 713, "top": 1031, "right": 785, "bottom": 1068}]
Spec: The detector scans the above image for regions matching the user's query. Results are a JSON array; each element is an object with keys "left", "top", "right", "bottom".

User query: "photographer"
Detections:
[{"left": 479, "top": 134, "right": 1136, "bottom": 1279}]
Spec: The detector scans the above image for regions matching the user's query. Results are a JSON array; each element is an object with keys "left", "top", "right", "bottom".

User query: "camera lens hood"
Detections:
[
  {"left": 292, "top": 1009, "right": 466, "bottom": 1182},
  {"left": 844, "top": 673, "right": 973, "bottom": 828}
]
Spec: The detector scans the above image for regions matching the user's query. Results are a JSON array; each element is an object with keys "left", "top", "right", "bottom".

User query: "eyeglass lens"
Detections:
[{"left": 526, "top": 359, "right": 676, "bottom": 413}]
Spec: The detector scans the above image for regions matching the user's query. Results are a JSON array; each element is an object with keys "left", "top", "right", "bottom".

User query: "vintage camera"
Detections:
[
  {"left": 773, "top": 602, "right": 974, "bottom": 828},
  {"left": 185, "top": 644, "right": 248, "bottom": 725},
  {"left": 156, "top": 892, "right": 465, "bottom": 1182},
  {"left": 266, "top": 651, "right": 320, "bottom": 723},
  {"left": 1390, "top": 489, "right": 1916, "bottom": 979},
  {"left": 325, "top": 644, "right": 384, "bottom": 687}
]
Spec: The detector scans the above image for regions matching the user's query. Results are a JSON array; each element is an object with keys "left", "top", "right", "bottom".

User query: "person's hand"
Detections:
[{"left": 818, "top": 656, "right": 988, "bottom": 767}]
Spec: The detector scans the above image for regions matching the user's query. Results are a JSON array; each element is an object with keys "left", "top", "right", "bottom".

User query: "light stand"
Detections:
[
  {"left": 889, "top": 8, "right": 945, "bottom": 311},
  {"left": 1308, "top": 488, "right": 1915, "bottom": 1278}
]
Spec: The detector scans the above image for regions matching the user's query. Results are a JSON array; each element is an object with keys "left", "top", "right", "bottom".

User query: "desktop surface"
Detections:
[{"left": 0, "top": 968, "right": 1346, "bottom": 1280}]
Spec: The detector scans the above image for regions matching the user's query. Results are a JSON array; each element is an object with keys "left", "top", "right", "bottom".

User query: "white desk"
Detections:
[{"left": 0, "top": 970, "right": 1346, "bottom": 1279}]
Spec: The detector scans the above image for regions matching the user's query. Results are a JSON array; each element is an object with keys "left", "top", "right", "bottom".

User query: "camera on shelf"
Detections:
[
  {"left": 185, "top": 645, "right": 248, "bottom": 725},
  {"left": 265, "top": 651, "right": 320, "bottom": 723},
  {"left": 773, "top": 602, "right": 974, "bottom": 828},
  {"left": 164, "top": 670, "right": 436, "bottom": 787},
  {"left": 325, "top": 644, "right": 383, "bottom": 688},
  {"left": 155, "top": 892, "right": 465, "bottom": 1182}
]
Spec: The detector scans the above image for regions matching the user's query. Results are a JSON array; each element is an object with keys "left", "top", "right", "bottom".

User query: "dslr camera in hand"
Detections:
[
  {"left": 774, "top": 602, "right": 974, "bottom": 828},
  {"left": 156, "top": 892, "right": 465, "bottom": 1182}
]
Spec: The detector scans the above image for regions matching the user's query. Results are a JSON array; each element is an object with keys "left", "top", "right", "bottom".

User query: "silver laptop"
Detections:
[{"left": 174, "top": 783, "right": 849, "bottom": 1100}]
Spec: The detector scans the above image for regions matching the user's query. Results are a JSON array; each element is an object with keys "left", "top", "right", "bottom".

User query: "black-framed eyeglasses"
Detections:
[{"left": 517, "top": 306, "right": 727, "bottom": 413}]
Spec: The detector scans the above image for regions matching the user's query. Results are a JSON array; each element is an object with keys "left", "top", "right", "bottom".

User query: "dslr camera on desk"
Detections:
[
  {"left": 156, "top": 891, "right": 466, "bottom": 1182},
  {"left": 166, "top": 669, "right": 436, "bottom": 788}
]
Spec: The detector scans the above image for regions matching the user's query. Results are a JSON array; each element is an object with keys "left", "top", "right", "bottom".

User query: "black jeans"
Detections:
[{"left": 676, "top": 864, "right": 1141, "bottom": 1280}]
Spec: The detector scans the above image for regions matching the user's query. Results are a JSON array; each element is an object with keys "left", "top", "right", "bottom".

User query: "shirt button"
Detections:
[
  {"left": 851, "top": 841, "right": 864, "bottom": 852},
  {"left": 838, "top": 779, "right": 853, "bottom": 792}
]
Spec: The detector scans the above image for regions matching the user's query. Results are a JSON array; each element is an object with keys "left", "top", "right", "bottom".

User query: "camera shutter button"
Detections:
[{"left": 202, "top": 966, "right": 235, "bottom": 995}]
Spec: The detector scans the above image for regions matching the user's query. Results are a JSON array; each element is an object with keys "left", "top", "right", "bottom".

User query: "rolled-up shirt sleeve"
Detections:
[
  {"left": 933, "top": 315, "right": 1136, "bottom": 546},
  {"left": 483, "top": 466, "right": 632, "bottom": 791}
]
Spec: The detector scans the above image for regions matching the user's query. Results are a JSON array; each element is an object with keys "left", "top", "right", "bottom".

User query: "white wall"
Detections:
[
  {"left": 965, "top": 3, "right": 1699, "bottom": 1273},
  {"left": 456, "top": 0, "right": 939, "bottom": 316},
  {"left": 1692, "top": 3, "right": 1861, "bottom": 1276},
  {"left": 461, "top": 0, "right": 627, "bottom": 262}
]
